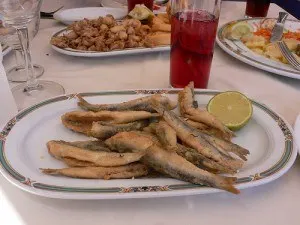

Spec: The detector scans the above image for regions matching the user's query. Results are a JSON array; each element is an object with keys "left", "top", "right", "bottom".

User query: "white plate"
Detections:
[
  {"left": 216, "top": 18, "right": 300, "bottom": 79},
  {"left": 100, "top": 0, "right": 167, "bottom": 13},
  {"left": 53, "top": 7, "right": 127, "bottom": 25},
  {"left": 51, "top": 28, "right": 170, "bottom": 57},
  {"left": 0, "top": 89, "right": 296, "bottom": 199}
]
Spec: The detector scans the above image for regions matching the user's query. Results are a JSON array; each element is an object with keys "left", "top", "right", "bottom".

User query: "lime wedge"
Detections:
[
  {"left": 207, "top": 91, "right": 253, "bottom": 131},
  {"left": 128, "top": 4, "right": 154, "bottom": 21},
  {"left": 227, "top": 22, "right": 254, "bottom": 40}
]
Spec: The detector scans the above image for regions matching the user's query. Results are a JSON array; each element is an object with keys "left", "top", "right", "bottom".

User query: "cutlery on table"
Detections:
[
  {"left": 278, "top": 41, "right": 300, "bottom": 71},
  {"left": 270, "top": 12, "right": 300, "bottom": 71},
  {"left": 40, "top": 6, "right": 64, "bottom": 19},
  {"left": 270, "top": 12, "right": 288, "bottom": 43}
]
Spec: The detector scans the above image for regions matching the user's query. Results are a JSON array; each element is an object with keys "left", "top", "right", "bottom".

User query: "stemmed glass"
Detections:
[
  {"left": 0, "top": 0, "right": 65, "bottom": 110},
  {"left": 4, "top": 13, "right": 44, "bottom": 82}
]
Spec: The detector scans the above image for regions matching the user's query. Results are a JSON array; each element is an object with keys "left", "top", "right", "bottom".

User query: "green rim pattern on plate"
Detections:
[{"left": 0, "top": 90, "right": 293, "bottom": 194}]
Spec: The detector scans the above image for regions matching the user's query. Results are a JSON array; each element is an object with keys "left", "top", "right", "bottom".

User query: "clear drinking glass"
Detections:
[
  {"left": 0, "top": 0, "right": 65, "bottom": 110},
  {"left": 170, "top": 0, "right": 221, "bottom": 88},
  {"left": 4, "top": 14, "right": 44, "bottom": 82}
]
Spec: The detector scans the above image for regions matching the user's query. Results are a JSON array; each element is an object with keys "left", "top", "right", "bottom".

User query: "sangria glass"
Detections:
[{"left": 170, "top": 0, "right": 221, "bottom": 88}]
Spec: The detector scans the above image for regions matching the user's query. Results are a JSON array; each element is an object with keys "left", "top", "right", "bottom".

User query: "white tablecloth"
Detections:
[{"left": 1, "top": 2, "right": 300, "bottom": 225}]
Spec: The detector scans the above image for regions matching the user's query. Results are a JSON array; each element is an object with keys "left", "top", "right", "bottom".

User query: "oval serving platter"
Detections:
[
  {"left": 216, "top": 18, "right": 300, "bottom": 79},
  {"left": 51, "top": 28, "right": 170, "bottom": 58},
  {"left": 0, "top": 89, "right": 296, "bottom": 199}
]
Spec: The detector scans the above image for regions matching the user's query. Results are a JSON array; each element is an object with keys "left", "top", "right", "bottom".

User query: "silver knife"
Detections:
[{"left": 270, "top": 12, "right": 288, "bottom": 43}]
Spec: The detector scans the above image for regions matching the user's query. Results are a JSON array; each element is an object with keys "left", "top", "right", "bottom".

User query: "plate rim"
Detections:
[
  {"left": 53, "top": 7, "right": 128, "bottom": 25},
  {"left": 0, "top": 89, "right": 296, "bottom": 199},
  {"left": 51, "top": 28, "right": 170, "bottom": 57},
  {"left": 2, "top": 44, "right": 12, "bottom": 57},
  {"left": 216, "top": 18, "right": 300, "bottom": 79}
]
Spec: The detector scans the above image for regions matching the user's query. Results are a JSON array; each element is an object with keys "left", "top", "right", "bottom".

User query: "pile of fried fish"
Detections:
[{"left": 41, "top": 82, "right": 249, "bottom": 194}]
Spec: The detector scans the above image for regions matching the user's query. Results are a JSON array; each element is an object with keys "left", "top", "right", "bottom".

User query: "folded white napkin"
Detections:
[{"left": 0, "top": 45, "right": 18, "bottom": 128}]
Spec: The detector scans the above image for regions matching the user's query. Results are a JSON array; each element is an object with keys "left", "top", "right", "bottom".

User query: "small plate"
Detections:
[
  {"left": 53, "top": 7, "right": 127, "bottom": 25},
  {"left": 0, "top": 89, "right": 296, "bottom": 199},
  {"left": 216, "top": 18, "right": 300, "bottom": 79}
]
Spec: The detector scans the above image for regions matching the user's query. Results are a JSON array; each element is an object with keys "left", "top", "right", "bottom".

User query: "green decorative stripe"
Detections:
[
  {"left": 33, "top": 183, "right": 121, "bottom": 193},
  {"left": 0, "top": 141, "right": 25, "bottom": 182},
  {"left": 0, "top": 90, "right": 294, "bottom": 194}
]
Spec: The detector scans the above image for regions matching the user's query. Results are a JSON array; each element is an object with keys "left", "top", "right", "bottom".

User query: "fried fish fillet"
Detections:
[
  {"left": 77, "top": 94, "right": 177, "bottom": 112},
  {"left": 47, "top": 140, "right": 145, "bottom": 167},
  {"left": 90, "top": 120, "right": 149, "bottom": 139},
  {"left": 105, "top": 132, "right": 239, "bottom": 194},
  {"left": 41, "top": 163, "right": 148, "bottom": 179}
]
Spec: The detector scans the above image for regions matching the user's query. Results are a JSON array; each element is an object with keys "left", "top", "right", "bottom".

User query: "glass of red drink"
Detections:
[
  {"left": 245, "top": 0, "right": 271, "bottom": 17},
  {"left": 127, "top": 0, "right": 154, "bottom": 12},
  {"left": 170, "top": 0, "right": 221, "bottom": 89}
]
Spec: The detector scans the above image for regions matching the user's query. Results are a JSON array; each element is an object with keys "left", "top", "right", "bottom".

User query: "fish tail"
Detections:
[
  {"left": 40, "top": 168, "right": 59, "bottom": 175},
  {"left": 77, "top": 95, "right": 88, "bottom": 108},
  {"left": 222, "top": 177, "right": 240, "bottom": 194}
]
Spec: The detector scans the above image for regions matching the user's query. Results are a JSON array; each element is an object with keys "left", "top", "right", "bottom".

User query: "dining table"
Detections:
[{"left": 1, "top": 1, "right": 300, "bottom": 225}]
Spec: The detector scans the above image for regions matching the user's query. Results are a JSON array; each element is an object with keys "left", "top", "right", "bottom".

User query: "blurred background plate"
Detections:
[
  {"left": 100, "top": 0, "right": 167, "bottom": 13},
  {"left": 53, "top": 7, "right": 127, "bottom": 25}
]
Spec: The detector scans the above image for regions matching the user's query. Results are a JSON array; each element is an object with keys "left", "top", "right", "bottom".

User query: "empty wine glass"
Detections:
[
  {"left": 4, "top": 13, "right": 44, "bottom": 82},
  {"left": 0, "top": 0, "right": 65, "bottom": 110}
]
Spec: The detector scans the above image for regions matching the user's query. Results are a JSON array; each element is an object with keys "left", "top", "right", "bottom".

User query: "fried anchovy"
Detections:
[
  {"left": 151, "top": 98, "right": 245, "bottom": 171},
  {"left": 150, "top": 120, "right": 177, "bottom": 151},
  {"left": 77, "top": 94, "right": 177, "bottom": 112},
  {"left": 41, "top": 163, "right": 148, "bottom": 179},
  {"left": 90, "top": 120, "right": 149, "bottom": 139},
  {"left": 57, "top": 140, "right": 111, "bottom": 152},
  {"left": 178, "top": 82, "right": 234, "bottom": 140},
  {"left": 62, "top": 110, "right": 159, "bottom": 124},
  {"left": 184, "top": 118, "right": 230, "bottom": 141},
  {"left": 47, "top": 140, "right": 145, "bottom": 167},
  {"left": 105, "top": 132, "right": 239, "bottom": 194},
  {"left": 176, "top": 144, "right": 237, "bottom": 174}
]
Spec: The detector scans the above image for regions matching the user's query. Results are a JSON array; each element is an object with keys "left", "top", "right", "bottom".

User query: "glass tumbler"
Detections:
[{"left": 170, "top": 0, "right": 221, "bottom": 88}]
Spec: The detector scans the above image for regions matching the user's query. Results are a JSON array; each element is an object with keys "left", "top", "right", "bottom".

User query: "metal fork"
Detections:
[
  {"left": 277, "top": 41, "right": 300, "bottom": 71},
  {"left": 40, "top": 6, "right": 64, "bottom": 18}
]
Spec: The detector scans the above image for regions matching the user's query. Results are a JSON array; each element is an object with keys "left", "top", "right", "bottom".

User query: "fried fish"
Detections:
[
  {"left": 77, "top": 94, "right": 177, "bottom": 112},
  {"left": 41, "top": 163, "right": 148, "bottom": 179},
  {"left": 47, "top": 140, "right": 145, "bottom": 167}
]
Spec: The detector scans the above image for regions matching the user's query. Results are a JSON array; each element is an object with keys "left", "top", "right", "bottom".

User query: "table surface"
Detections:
[{"left": 2, "top": 1, "right": 300, "bottom": 225}]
